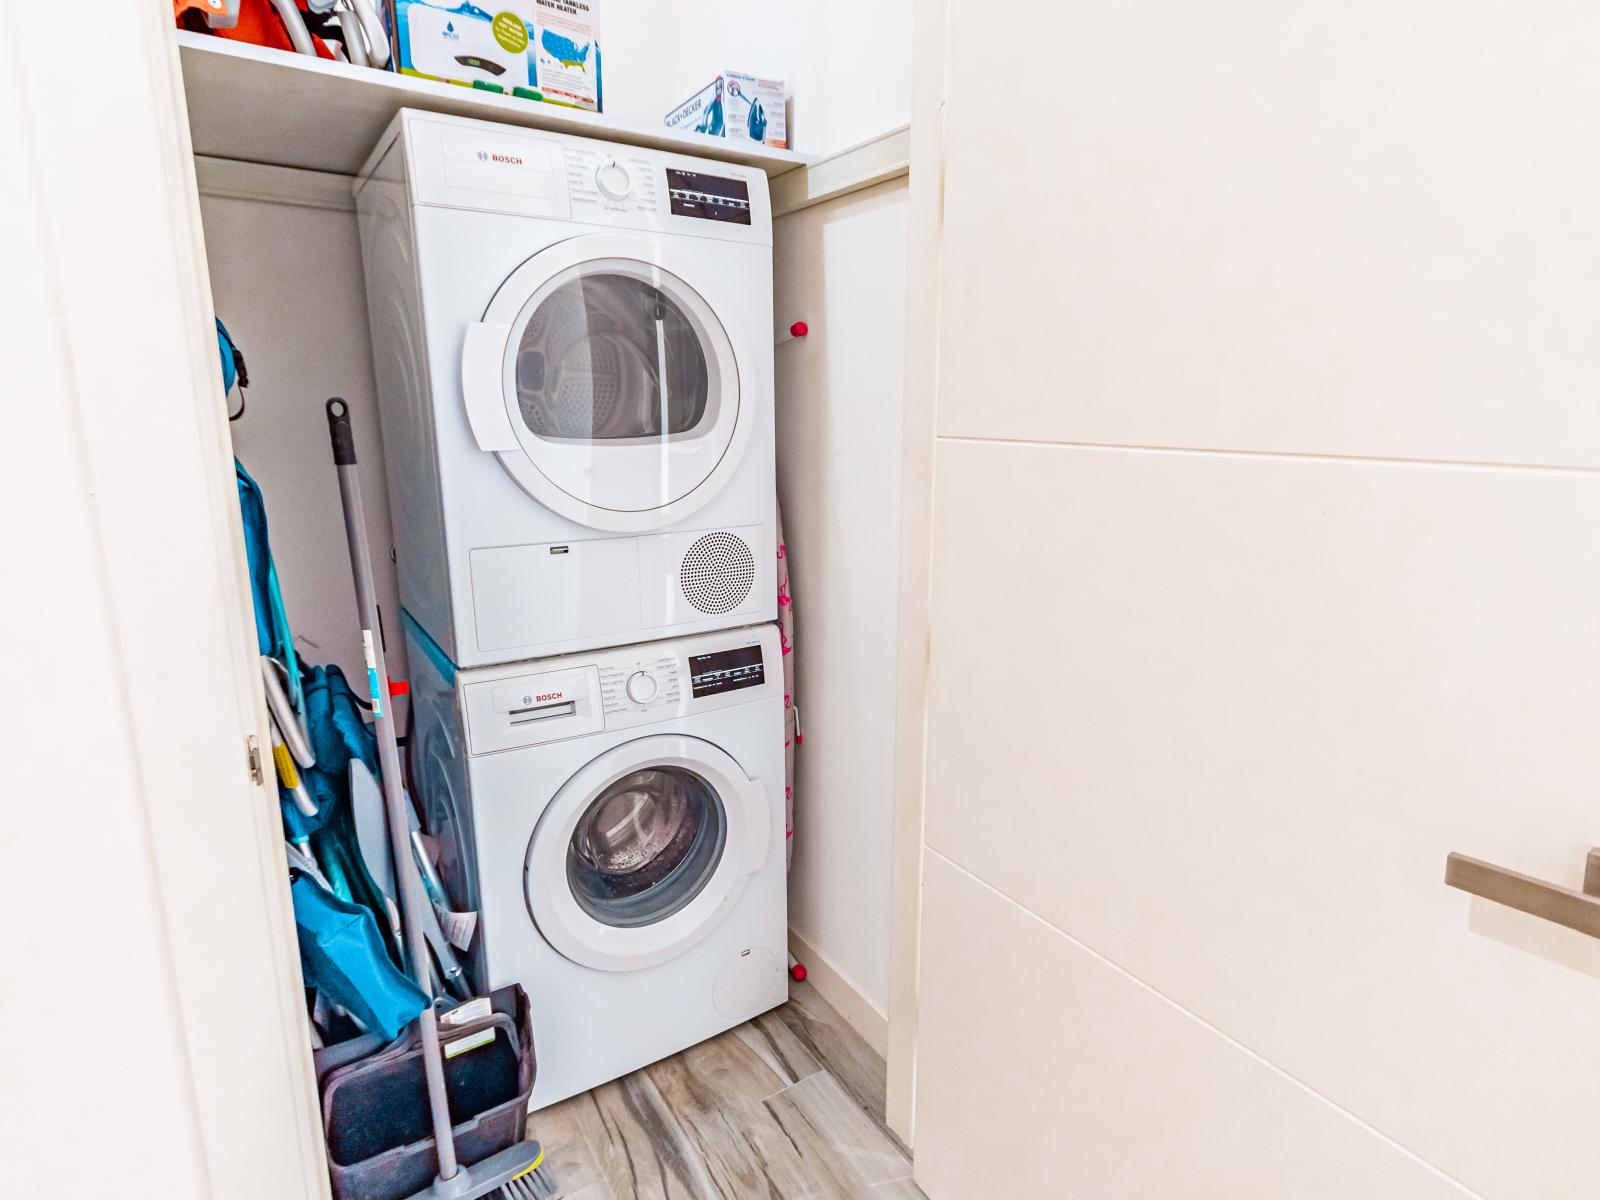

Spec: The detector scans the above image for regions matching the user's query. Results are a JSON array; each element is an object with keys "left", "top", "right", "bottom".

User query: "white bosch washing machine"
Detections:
[
  {"left": 406, "top": 620, "right": 788, "bottom": 1109},
  {"left": 356, "top": 109, "right": 777, "bottom": 670}
]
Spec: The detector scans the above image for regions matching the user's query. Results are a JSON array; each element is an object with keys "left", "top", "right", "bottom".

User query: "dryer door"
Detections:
[
  {"left": 461, "top": 235, "right": 749, "bottom": 534},
  {"left": 524, "top": 734, "right": 770, "bottom": 972}
]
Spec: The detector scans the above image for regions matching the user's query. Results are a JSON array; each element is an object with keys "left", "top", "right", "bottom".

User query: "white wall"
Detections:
[
  {"left": 910, "top": 2, "right": 1600, "bottom": 1196},
  {"left": 599, "top": 0, "right": 911, "bottom": 155},
  {"left": 201, "top": 191, "right": 409, "bottom": 702},
  {"left": 775, "top": 179, "right": 910, "bottom": 1034}
]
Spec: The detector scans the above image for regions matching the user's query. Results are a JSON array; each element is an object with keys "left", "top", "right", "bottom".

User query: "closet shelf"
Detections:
[{"left": 175, "top": 32, "right": 814, "bottom": 179}]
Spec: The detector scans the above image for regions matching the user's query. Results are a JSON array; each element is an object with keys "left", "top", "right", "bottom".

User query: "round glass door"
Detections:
[
  {"left": 524, "top": 735, "right": 770, "bottom": 972},
  {"left": 514, "top": 275, "right": 711, "bottom": 443},
  {"left": 472, "top": 237, "right": 752, "bottom": 533},
  {"left": 566, "top": 767, "right": 726, "bottom": 928}
]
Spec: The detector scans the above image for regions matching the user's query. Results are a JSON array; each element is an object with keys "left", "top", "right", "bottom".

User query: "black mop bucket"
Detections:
[{"left": 315, "top": 987, "right": 537, "bottom": 1200}]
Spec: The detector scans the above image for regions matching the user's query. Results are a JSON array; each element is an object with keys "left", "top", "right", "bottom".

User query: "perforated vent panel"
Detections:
[{"left": 680, "top": 532, "right": 757, "bottom": 615}]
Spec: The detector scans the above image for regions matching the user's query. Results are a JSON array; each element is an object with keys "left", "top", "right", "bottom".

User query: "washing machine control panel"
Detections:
[
  {"left": 599, "top": 651, "right": 682, "bottom": 716},
  {"left": 685, "top": 643, "right": 766, "bottom": 697},
  {"left": 588, "top": 631, "right": 778, "bottom": 731},
  {"left": 460, "top": 628, "right": 781, "bottom": 756}
]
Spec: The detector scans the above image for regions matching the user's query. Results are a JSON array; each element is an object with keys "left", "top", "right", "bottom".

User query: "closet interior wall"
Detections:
[
  {"left": 206, "top": 186, "right": 406, "bottom": 707},
  {"left": 196, "top": 161, "right": 915, "bottom": 1057}
]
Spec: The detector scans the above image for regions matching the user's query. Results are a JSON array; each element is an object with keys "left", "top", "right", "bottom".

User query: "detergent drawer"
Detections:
[{"left": 463, "top": 665, "right": 603, "bottom": 755}]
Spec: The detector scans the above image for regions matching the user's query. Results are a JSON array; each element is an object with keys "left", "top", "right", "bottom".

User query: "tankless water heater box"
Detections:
[
  {"left": 391, "top": 0, "right": 602, "bottom": 112},
  {"left": 664, "top": 71, "right": 787, "bottom": 149}
]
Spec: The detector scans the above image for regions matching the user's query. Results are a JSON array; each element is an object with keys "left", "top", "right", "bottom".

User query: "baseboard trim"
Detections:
[{"left": 787, "top": 929, "right": 890, "bottom": 1058}]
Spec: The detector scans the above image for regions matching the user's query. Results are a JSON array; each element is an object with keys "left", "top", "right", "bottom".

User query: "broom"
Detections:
[{"left": 326, "top": 397, "right": 556, "bottom": 1200}]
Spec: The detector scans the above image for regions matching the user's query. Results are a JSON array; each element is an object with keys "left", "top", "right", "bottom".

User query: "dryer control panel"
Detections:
[
  {"left": 561, "top": 141, "right": 663, "bottom": 218},
  {"left": 379, "top": 111, "right": 771, "bottom": 246},
  {"left": 459, "top": 625, "right": 780, "bottom": 756}
]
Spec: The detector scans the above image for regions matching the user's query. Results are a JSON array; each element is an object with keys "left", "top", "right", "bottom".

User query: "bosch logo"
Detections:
[
  {"left": 536, "top": 692, "right": 563, "bottom": 703},
  {"left": 478, "top": 151, "right": 524, "bottom": 166}
]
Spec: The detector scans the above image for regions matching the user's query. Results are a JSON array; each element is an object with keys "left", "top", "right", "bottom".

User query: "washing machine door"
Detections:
[
  {"left": 524, "top": 734, "right": 770, "bottom": 972},
  {"left": 461, "top": 234, "right": 749, "bottom": 534}
]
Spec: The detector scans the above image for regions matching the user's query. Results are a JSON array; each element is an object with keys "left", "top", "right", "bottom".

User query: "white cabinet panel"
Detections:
[
  {"left": 938, "top": 1, "right": 1600, "bottom": 467},
  {"left": 775, "top": 181, "right": 910, "bottom": 1019},
  {"left": 914, "top": 852, "right": 1471, "bottom": 1199},
  {"left": 924, "top": 439, "right": 1600, "bottom": 1198}
]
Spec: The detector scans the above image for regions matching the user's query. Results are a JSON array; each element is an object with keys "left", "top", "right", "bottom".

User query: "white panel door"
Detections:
[
  {"left": 7, "top": 2, "right": 329, "bottom": 1196},
  {"left": 936, "top": 0, "right": 1600, "bottom": 468},
  {"left": 910, "top": 3, "right": 1600, "bottom": 1197}
]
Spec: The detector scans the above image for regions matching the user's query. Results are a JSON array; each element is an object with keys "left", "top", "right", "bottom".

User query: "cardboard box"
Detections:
[
  {"left": 665, "top": 71, "right": 787, "bottom": 149},
  {"left": 392, "top": 0, "right": 601, "bottom": 112}
]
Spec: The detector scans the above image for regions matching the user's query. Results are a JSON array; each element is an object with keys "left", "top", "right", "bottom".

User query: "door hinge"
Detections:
[{"left": 247, "top": 735, "right": 265, "bottom": 786}]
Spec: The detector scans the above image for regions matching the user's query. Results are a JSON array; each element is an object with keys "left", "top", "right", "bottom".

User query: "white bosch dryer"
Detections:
[
  {"left": 406, "top": 620, "right": 788, "bottom": 1109},
  {"left": 356, "top": 109, "right": 777, "bottom": 670}
]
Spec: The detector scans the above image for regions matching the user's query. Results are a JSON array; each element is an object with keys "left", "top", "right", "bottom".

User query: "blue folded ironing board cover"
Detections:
[
  {"left": 291, "top": 874, "right": 428, "bottom": 1041},
  {"left": 234, "top": 424, "right": 424, "bottom": 1042}
]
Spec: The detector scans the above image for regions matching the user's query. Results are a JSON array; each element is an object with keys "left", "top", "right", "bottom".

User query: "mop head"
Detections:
[
  {"left": 495, "top": 1157, "right": 558, "bottom": 1199},
  {"left": 496, "top": 1162, "right": 558, "bottom": 1199},
  {"left": 406, "top": 1140, "right": 556, "bottom": 1200}
]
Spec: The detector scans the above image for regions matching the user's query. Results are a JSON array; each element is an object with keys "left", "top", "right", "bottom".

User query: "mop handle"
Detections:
[{"left": 325, "top": 398, "right": 462, "bottom": 1183}]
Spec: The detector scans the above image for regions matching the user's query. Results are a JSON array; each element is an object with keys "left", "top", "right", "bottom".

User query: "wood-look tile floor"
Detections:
[{"left": 529, "top": 980, "right": 925, "bottom": 1200}]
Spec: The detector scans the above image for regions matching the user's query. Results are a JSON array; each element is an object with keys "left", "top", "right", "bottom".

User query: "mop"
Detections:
[{"left": 326, "top": 398, "right": 552, "bottom": 1200}]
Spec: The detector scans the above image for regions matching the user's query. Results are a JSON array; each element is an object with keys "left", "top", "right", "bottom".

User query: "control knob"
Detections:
[
  {"left": 595, "top": 161, "right": 632, "bottom": 202},
  {"left": 625, "top": 670, "right": 658, "bottom": 704}
]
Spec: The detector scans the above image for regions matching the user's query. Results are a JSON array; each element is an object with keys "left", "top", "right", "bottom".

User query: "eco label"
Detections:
[
  {"left": 492, "top": 11, "right": 529, "bottom": 53},
  {"left": 444, "top": 1027, "right": 497, "bottom": 1058}
]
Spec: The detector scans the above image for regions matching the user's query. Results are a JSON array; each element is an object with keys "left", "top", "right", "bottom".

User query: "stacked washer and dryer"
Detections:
[{"left": 355, "top": 109, "right": 787, "bottom": 1109}]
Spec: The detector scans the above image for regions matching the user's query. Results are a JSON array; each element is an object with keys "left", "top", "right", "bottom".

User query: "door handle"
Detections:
[
  {"left": 461, "top": 321, "right": 519, "bottom": 451},
  {"left": 1444, "top": 849, "right": 1600, "bottom": 939}
]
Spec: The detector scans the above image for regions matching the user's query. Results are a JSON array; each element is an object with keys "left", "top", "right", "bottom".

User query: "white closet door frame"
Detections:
[
  {"left": 883, "top": 0, "right": 950, "bottom": 1149},
  {"left": 4, "top": 2, "right": 327, "bottom": 1196}
]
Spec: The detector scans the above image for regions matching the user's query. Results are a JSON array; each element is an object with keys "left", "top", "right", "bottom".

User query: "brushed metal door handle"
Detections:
[{"left": 1444, "top": 849, "right": 1600, "bottom": 939}]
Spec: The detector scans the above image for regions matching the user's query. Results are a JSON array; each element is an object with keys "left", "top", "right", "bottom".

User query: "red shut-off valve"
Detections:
[{"left": 776, "top": 320, "right": 809, "bottom": 346}]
